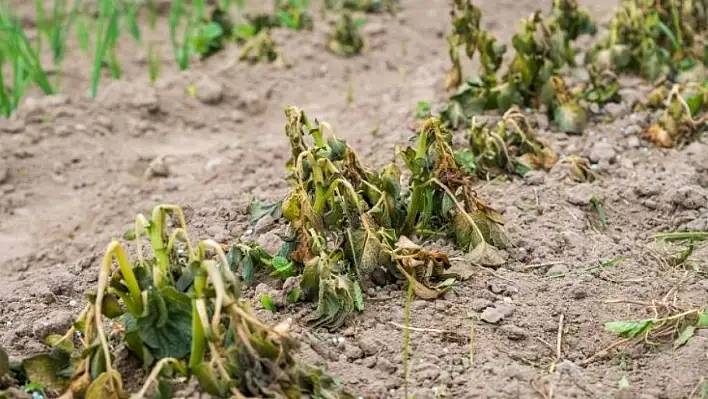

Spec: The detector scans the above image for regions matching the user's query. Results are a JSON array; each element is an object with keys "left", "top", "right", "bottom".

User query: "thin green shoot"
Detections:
[{"left": 655, "top": 232, "right": 708, "bottom": 242}]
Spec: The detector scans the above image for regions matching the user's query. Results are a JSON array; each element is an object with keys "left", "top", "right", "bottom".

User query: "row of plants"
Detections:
[{"left": 435, "top": 0, "right": 707, "bottom": 147}]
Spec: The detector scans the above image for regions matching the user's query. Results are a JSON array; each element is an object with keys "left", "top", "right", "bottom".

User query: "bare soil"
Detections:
[{"left": 2, "top": 1, "right": 708, "bottom": 398}]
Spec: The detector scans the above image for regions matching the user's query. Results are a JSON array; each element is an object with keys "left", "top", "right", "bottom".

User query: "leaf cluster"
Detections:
[
  {"left": 644, "top": 82, "right": 708, "bottom": 147},
  {"left": 440, "top": 0, "right": 596, "bottom": 133},
  {"left": 2, "top": 205, "right": 353, "bottom": 398},
  {"left": 587, "top": 0, "right": 707, "bottom": 82},
  {"left": 453, "top": 107, "right": 559, "bottom": 179},
  {"left": 605, "top": 305, "right": 708, "bottom": 349},
  {"left": 274, "top": 106, "right": 511, "bottom": 329},
  {"left": 326, "top": 13, "right": 367, "bottom": 57}
]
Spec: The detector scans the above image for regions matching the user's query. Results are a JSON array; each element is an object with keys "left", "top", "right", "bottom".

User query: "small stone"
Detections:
[
  {"left": 671, "top": 186, "right": 707, "bottom": 210},
  {"left": 570, "top": 285, "right": 587, "bottom": 299},
  {"left": 195, "top": 76, "right": 224, "bottom": 105},
  {"left": 32, "top": 310, "right": 74, "bottom": 339},
  {"left": 256, "top": 231, "right": 284, "bottom": 254},
  {"left": 434, "top": 300, "right": 448, "bottom": 311},
  {"left": 415, "top": 364, "right": 440, "bottom": 381},
  {"left": 481, "top": 304, "right": 514, "bottom": 324},
  {"left": 470, "top": 298, "right": 494, "bottom": 312},
  {"left": 132, "top": 89, "right": 160, "bottom": 112},
  {"left": 358, "top": 336, "right": 380, "bottom": 356},
  {"left": 499, "top": 324, "right": 527, "bottom": 340},
  {"left": 204, "top": 158, "right": 223, "bottom": 173},
  {"left": 603, "top": 102, "right": 627, "bottom": 118},
  {"left": 144, "top": 156, "right": 170, "bottom": 179},
  {"left": 589, "top": 140, "right": 616, "bottom": 164},
  {"left": 344, "top": 343, "right": 363, "bottom": 361},
  {"left": 546, "top": 263, "right": 569, "bottom": 277},
  {"left": 375, "top": 357, "right": 397, "bottom": 373},
  {"left": 361, "top": 356, "right": 377, "bottom": 368},
  {"left": 565, "top": 183, "right": 596, "bottom": 206}
]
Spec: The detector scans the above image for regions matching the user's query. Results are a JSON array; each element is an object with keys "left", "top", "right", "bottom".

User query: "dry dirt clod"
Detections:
[
  {"left": 31, "top": 310, "right": 73, "bottom": 340},
  {"left": 144, "top": 156, "right": 170, "bottom": 179},
  {"left": 195, "top": 76, "right": 224, "bottom": 105},
  {"left": 670, "top": 186, "right": 707, "bottom": 210},
  {"left": 471, "top": 298, "right": 494, "bottom": 312},
  {"left": 238, "top": 90, "right": 266, "bottom": 115},
  {"left": 357, "top": 336, "right": 380, "bottom": 357},
  {"left": 256, "top": 231, "right": 285, "bottom": 254},
  {"left": 565, "top": 183, "right": 596, "bottom": 206},
  {"left": 546, "top": 263, "right": 569, "bottom": 277},
  {"left": 375, "top": 356, "right": 397, "bottom": 373},
  {"left": 499, "top": 324, "right": 528, "bottom": 340},
  {"left": 1, "top": 120, "right": 25, "bottom": 134},
  {"left": 480, "top": 304, "right": 515, "bottom": 324}
]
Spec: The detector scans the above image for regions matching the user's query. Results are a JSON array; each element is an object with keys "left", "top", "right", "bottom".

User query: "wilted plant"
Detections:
[
  {"left": 192, "top": 7, "right": 234, "bottom": 59},
  {"left": 587, "top": 0, "right": 707, "bottom": 82},
  {"left": 644, "top": 82, "right": 707, "bottom": 147},
  {"left": 558, "top": 154, "right": 599, "bottom": 182},
  {"left": 274, "top": 107, "right": 510, "bottom": 328},
  {"left": 3, "top": 204, "right": 354, "bottom": 398},
  {"left": 454, "top": 107, "right": 559, "bottom": 178},
  {"left": 275, "top": 0, "right": 314, "bottom": 30},
  {"left": 584, "top": 65, "right": 622, "bottom": 106},
  {"left": 541, "top": 75, "right": 589, "bottom": 134},
  {"left": 239, "top": 30, "right": 281, "bottom": 64},
  {"left": 327, "top": 12, "right": 366, "bottom": 56},
  {"left": 441, "top": 1, "right": 596, "bottom": 131}
]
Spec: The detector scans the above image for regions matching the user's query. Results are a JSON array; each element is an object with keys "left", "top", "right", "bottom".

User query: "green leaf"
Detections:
[
  {"left": 415, "top": 100, "right": 432, "bottom": 119},
  {"left": 250, "top": 198, "right": 284, "bottom": 224},
  {"left": 192, "top": 363, "right": 228, "bottom": 398},
  {"left": 286, "top": 287, "right": 301, "bottom": 304},
  {"left": 23, "top": 382, "right": 46, "bottom": 394},
  {"left": 352, "top": 282, "right": 364, "bottom": 311},
  {"left": 129, "top": 287, "right": 192, "bottom": 360},
  {"left": 696, "top": 311, "right": 708, "bottom": 328},
  {"left": 454, "top": 150, "right": 476, "bottom": 175},
  {"left": 674, "top": 325, "right": 695, "bottom": 349},
  {"left": 261, "top": 294, "right": 276, "bottom": 313},
  {"left": 604, "top": 319, "right": 653, "bottom": 338}
]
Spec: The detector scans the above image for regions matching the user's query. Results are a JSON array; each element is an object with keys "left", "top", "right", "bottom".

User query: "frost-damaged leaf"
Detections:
[
  {"left": 604, "top": 319, "right": 654, "bottom": 338},
  {"left": 123, "top": 287, "right": 192, "bottom": 360},
  {"left": 250, "top": 198, "right": 284, "bottom": 224},
  {"left": 673, "top": 325, "right": 695, "bottom": 349},
  {"left": 554, "top": 102, "right": 587, "bottom": 134},
  {"left": 397, "top": 264, "right": 441, "bottom": 300},
  {"left": 85, "top": 371, "right": 126, "bottom": 399},
  {"left": 21, "top": 347, "right": 72, "bottom": 393},
  {"left": 301, "top": 255, "right": 356, "bottom": 329}
]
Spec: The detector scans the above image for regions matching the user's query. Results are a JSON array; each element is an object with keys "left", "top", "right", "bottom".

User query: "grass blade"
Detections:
[{"left": 125, "top": 1, "right": 141, "bottom": 42}]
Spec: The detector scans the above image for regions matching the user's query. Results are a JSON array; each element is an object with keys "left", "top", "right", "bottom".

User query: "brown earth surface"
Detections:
[{"left": 1, "top": 0, "right": 708, "bottom": 398}]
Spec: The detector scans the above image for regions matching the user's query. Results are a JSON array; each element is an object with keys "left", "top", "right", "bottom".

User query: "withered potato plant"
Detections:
[
  {"left": 441, "top": 0, "right": 596, "bottom": 133},
  {"left": 1, "top": 205, "right": 353, "bottom": 398}
]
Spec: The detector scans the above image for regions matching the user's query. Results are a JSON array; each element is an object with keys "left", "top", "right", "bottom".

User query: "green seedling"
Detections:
[
  {"left": 459, "top": 107, "right": 558, "bottom": 178},
  {"left": 415, "top": 100, "right": 432, "bottom": 119},
  {"left": 276, "top": 0, "right": 313, "bottom": 31},
  {"left": 655, "top": 231, "right": 708, "bottom": 242},
  {"left": 590, "top": 195, "right": 607, "bottom": 227},
  {"left": 8, "top": 204, "right": 354, "bottom": 398},
  {"left": 239, "top": 30, "right": 281, "bottom": 64},
  {"left": 327, "top": 13, "right": 366, "bottom": 57},
  {"left": 644, "top": 83, "right": 707, "bottom": 147},
  {"left": 192, "top": 7, "right": 233, "bottom": 60},
  {"left": 261, "top": 294, "right": 277, "bottom": 312}
]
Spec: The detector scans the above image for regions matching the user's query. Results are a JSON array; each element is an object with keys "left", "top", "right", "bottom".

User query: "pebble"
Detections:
[
  {"left": 195, "top": 76, "right": 224, "bottom": 105},
  {"left": 254, "top": 214, "right": 276, "bottom": 234},
  {"left": 626, "top": 136, "right": 641, "bottom": 148},
  {"left": 480, "top": 304, "right": 515, "bottom": 324},
  {"left": 132, "top": 89, "right": 160, "bottom": 112},
  {"left": 206, "top": 224, "right": 229, "bottom": 243},
  {"left": 523, "top": 171, "right": 545, "bottom": 186}
]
